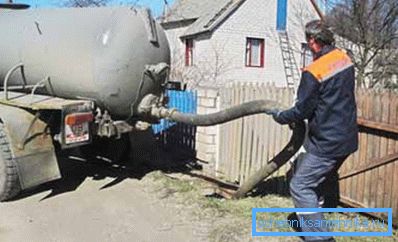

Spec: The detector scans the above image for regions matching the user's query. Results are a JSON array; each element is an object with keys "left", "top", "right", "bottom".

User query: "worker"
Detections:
[{"left": 268, "top": 19, "right": 358, "bottom": 242}]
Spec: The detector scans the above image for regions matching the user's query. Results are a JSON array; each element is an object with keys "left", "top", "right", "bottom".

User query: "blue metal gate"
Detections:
[{"left": 152, "top": 89, "right": 197, "bottom": 154}]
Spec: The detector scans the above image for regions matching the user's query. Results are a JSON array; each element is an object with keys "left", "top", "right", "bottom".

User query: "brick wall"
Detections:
[{"left": 195, "top": 86, "right": 220, "bottom": 175}]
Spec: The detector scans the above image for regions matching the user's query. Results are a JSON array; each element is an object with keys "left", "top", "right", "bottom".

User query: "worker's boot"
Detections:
[{"left": 287, "top": 212, "right": 302, "bottom": 232}]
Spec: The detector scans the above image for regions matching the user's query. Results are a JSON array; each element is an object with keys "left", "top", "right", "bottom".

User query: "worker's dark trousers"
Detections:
[{"left": 289, "top": 152, "right": 347, "bottom": 241}]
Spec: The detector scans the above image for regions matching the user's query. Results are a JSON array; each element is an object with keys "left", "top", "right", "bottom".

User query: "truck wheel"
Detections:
[{"left": 0, "top": 123, "right": 21, "bottom": 201}]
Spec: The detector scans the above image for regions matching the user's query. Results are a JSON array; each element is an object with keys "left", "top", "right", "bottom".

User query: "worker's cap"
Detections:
[{"left": 305, "top": 19, "right": 335, "bottom": 46}]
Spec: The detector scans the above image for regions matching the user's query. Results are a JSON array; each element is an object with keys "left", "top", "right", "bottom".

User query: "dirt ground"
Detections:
[
  {"left": 0, "top": 130, "right": 297, "bottom": 242},
  {"left": 0, "top": 160, "right": 195, "bottom": 241},
  {"left": 0, "top": 132, "right": 396, "bottom": 242},
  {"left": 0, "top": 131, "right": 200, "bottom": 242}
]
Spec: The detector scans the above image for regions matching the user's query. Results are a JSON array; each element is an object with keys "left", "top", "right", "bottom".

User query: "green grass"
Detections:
[{"left": 148, "top": 171, "right": 398, "bottom": 242}]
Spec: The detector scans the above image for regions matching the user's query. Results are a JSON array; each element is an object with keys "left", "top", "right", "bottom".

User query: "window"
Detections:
[
  {"left": 300, "top": 42, "right": 313, "bottom": 68},
  {"left": 245, "top": 38, "right": 264, "bottom": 67},
  {"left": 185, "top": 39, "right": 194, "bottom": 66}
]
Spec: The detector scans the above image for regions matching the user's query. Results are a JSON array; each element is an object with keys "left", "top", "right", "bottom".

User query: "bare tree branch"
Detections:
[{"left": 327, "top": 0, "right": 398, "bottom": 89}]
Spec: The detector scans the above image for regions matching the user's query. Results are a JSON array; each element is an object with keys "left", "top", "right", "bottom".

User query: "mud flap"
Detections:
[
  {"left": 15, "top": 150, "right": 59, "bottom": 189},
  {"left": 0, "top": 104, "right": 61, "bottom": 190}
]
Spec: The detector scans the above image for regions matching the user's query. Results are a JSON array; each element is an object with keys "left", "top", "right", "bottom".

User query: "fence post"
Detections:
[{"left": 195, "top": 86, "right": 220, "bottom": 176}]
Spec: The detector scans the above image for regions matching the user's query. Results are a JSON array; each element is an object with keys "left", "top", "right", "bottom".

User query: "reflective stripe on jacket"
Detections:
[{"left": 278, "top": 46, "right": 358, "bottom": 158}]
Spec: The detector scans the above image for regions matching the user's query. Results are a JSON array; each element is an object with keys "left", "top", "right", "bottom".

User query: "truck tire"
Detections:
[{"left": 0, "top": 122, "right": 21, "bottom": 201}]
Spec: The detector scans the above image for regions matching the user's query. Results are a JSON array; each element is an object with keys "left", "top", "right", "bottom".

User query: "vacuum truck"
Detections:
[
  {"left": 0, "top": 4, "right": 171, "bottom": 201},
  {"left": 0, "top": 3, "right": 305, "bottom": 201}
]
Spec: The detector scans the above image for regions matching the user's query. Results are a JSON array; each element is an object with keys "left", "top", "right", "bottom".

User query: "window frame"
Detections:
[
  {"left": 185, "top": 39, "right": 194, "bottom": 66},
  {"left": 245, "top": 37, "right": 265, "bottom": 68},
  {"left": 300, "top": 42, "right": 313, "bottom": 69}
]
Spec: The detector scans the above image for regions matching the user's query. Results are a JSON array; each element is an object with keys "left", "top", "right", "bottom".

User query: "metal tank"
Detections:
[{"left": 0, "top": 6, "right": 170, "bottom": 118}]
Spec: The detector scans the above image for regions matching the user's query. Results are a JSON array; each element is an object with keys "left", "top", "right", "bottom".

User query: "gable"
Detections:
[
  {"left": 180, "top": 0, "right": 246, "bottom": 39},
  {"left": 164, "top": 0, "right": 322, "bottom": 40}
]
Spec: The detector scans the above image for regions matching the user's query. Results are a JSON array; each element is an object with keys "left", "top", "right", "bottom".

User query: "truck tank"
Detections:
[{"left": 0, "top": 6, "right": 170, "bottom": 119}]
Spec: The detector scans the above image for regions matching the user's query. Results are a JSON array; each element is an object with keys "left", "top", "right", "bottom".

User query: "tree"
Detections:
[
  {"left": 326, "top": 0, "right": 398, "bottom": 88},
  {"left": 62, "top": 0, "right": 110, "bottom": 7},
  {"left": 169, "top": 38, "right": 237, "bottom": 89}
]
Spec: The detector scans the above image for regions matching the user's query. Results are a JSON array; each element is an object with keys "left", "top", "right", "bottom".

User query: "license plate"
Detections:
[{"left": 65, "top": 122, "right": 90, "bottom": 144}]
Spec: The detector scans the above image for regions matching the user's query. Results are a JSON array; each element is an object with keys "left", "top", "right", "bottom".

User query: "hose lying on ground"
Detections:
[{"left": 144, "top": 99, "right": 306, "bottom": 198}]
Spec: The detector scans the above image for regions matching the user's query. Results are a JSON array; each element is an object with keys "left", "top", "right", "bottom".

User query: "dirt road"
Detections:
[
  {"left": 0, "top": 154, "right": 200, "bottom": 242},
  {"left": 2, "top": 131, "right": 389, "bottom": 242}
]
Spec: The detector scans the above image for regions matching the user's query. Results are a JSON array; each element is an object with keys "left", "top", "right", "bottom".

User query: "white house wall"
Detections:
[
  {"left": 163, "top": 25, "right": 191, "bottom": 82},
  {"left": 287, "top": 0, "right": 320, "bottom": 70},
  {"left": 206, "top": 0, "right": 285, "bottom": 86},
  {"left": 164, "top": 0, "right": 319, "bottom": 87}
]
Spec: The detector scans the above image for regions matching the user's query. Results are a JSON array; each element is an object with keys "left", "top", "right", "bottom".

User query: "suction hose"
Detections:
[
  {"left": 161, "top": 100, "right": 282, "bottom": 126},
  {"left": 140, "top": 96, "right": 306, "bottom": 198}
]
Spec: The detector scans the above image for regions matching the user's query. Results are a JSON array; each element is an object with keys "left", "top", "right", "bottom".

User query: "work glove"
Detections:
[{"left": 265, "top": 109, "right": 284, "bottom": 124}]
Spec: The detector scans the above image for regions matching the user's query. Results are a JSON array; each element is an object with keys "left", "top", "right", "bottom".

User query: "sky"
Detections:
[
  {"left": 12, "top": 0, "right": 174, "bottom": 16},
  {"left": 12, "top": 0, "right": 335, "bottom": 17}
]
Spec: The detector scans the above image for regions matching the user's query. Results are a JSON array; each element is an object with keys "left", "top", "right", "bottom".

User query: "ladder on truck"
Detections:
[{"left": 278, "top": 31, "right": 301, "bottom": 92}]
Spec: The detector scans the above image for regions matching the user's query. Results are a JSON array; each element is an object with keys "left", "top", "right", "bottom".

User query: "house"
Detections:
[
  {"left": 160, "top": 0, "right": 322, "bottom": 89},
  {"left": 159, "top": 0, "right": 323, "bottom": 170}
]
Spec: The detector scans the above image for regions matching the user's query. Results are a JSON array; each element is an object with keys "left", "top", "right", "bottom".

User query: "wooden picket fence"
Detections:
[
  {"left": 217, "top": 83, "right": 294, "bottom": 194},
  {"left": 216, "top": 83, "right": 398, "bottom": 223},
  {"left": 339, "top": 89, "right": 398, "bottom": 224}
]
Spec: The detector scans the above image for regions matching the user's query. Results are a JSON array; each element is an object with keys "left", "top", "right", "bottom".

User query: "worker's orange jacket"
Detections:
[{"left": 278, "top": 46, "right": 358, "bottom": 158}]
